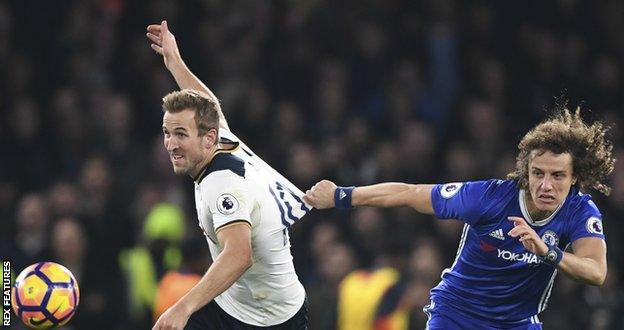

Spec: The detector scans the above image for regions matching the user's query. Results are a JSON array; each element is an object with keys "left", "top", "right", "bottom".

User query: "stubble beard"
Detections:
[{"left": 172, "top": 163, "right": 191, "bottom": 176}]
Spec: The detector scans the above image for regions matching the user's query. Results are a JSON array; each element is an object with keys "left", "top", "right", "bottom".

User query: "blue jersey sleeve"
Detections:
[
  {"left": 431, "top": 180, "right": 503, "bottom": 226},
  {"left": 569, "top": 199, "right": 605, "bottom": 242}
]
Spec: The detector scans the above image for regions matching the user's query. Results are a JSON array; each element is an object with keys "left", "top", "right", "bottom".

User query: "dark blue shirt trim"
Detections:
[{"left": 195, "top": 152, "right": 245, "bottom": 183}]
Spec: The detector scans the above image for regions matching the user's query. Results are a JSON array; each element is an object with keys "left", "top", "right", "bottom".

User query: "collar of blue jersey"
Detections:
[
  {"left": 518, "top": 188, "right": 577, "bottom": 226},
  {"left": 193, "top": 140, "right": 241, "bottom": 183}
]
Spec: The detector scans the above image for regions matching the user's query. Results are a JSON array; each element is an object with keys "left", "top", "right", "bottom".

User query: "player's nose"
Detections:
[
  {"left": 164, "top": 137, "right": 178, "bottom": 151},
  {"left": 541, "top": 176, "right": 554, "bottom": 191}
]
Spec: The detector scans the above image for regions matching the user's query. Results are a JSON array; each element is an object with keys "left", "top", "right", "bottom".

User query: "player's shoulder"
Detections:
[
  {"left": 565, "top": 188, "right": 601, "bottom": 217},
  {"left": 435, "top": 179, "right": 513, "bottom": 199},
  {"left": 472, "top": 178, "right": 517, "bottom": 204},
  {"left": 434, "top": 179, "right": 517, "bottom": 208},
  {"left": 483, "top": 178, "right": 517, "bottom": 191},
  {"left": 561, "top": 189, "right": 605, "bottom": 238},
  {"left": 218, "top": 128, "right": 241, "bottom": 145},
  {"left": 198, "top": 152, "right": 246, "bottom": 184},
  {"left": 459, "top": 178, "right": 517, "bottom": 196}
]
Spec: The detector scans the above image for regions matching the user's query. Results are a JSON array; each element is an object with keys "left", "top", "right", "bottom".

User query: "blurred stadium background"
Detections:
[{"left": 1, "top": 0, "right": 623, "bottom": 329}]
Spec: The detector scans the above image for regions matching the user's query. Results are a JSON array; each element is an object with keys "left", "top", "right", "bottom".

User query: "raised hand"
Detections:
[
  {"left": 507, "top": 216, "right": 549, "bottom": 257},
  {"left": 304, "top": 180, "right": 338, "bottom": 209},
  {"left": 146, "top": 20, "right": 182, "bottom": 70}
]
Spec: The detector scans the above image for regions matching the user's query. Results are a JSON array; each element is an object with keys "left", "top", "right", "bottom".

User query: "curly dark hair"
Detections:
[{"left": 507, "top": 107, "right": 615, "bottom": 196}]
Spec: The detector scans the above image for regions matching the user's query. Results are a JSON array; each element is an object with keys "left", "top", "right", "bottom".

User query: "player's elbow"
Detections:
[
  {"left": 585, "top": 274, "right": 605, "bottom": 286},
  {"left": 583, "top": 267, "right": 607, "bottom": 286},
  {"left": 592, "top": 268, "right": 607, "bottom": 286},
  {"left": 236, "top": 247, "right": 253, "bottom": 270},
  {"left": 594, "top": 261, "right": 608, "bottom": 286},
  {"left": 223, "top": 244, "right": 253, "bottom": 270}
]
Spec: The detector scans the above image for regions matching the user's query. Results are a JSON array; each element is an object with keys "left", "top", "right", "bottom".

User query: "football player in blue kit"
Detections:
[{"left": 304, "top": 108, "right": 615, "bottom": 329}]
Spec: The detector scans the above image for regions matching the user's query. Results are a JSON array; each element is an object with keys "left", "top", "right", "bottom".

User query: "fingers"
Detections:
[
  {"left": 147, "top": 24, "right": 162, "bottom": 33},
  {"left": 146, "top": 20, "right": 170, "bottom": 33},
  {"left": 304, "top": 188, "right": 319, "bottom": 206},
  {"left": 508, "top": 216, "right": 527, "bottom": 226},
  {"left": 146, "top": 32, "right": 162, "bottom": 46},
  {"left": 303, "top": 193, "right": 312, "bottom": 204},
  {"left": 151, "top": 43, "right": 164, "bottom": 55},
  {"left": 508, "top": 226, "right": 538, "bottom": 248},
  {"left": 320, "top": 179, "right": 335, "bottom": 187},
  {"left": 508, "top": 227, "right": 529, "bottom": 238}
]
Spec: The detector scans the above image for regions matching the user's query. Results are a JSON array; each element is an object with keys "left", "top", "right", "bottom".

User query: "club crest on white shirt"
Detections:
[
  {"left": 440, "top": 182, "right": 463, "bottom": 199},
  {"left": 541, "top": 230, "right": 559, "bottom": 246},
  {"left": 586, "top": 217, "right": 603, "bottom": 234},
  {"left": 217, "top": 193, "right": 239, "bottom": 215}
]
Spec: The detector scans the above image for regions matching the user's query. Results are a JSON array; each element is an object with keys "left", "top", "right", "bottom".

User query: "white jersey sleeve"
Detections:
[{"left": 203, "top": 170, "right": 254, "bottom": 231}]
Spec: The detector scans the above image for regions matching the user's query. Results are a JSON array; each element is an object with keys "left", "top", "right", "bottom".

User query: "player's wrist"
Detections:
[
  {"left": 536, "top": 241, "right": 549, "bottom": 257},
  {"left": 540, "top": 244, "right": 563, "bottom": 267},
  {"left": 334, "top": 186, "right": 355, "bottom": 209},
  {"left": 166, "top": 56, "right": 186, "bottom": 72},
  {"left": 175, "top": 298, "right": 196, "bottom": 317}
]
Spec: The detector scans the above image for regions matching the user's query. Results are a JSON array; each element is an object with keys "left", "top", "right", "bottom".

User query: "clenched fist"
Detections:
[{"left": 304, "top": 180, "right": 337, "bottom": 209}]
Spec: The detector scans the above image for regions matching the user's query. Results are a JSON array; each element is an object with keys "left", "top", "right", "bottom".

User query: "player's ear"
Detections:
[{"left": 204, "top": 128, "right": 218, "bottom": 147}]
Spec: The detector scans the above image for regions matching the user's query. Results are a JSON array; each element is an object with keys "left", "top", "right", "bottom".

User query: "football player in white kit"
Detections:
[{"left": 147, "top": 21, "right": 309, "bottom": 330}]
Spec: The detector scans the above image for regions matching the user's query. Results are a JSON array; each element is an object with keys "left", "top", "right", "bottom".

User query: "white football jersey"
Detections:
[{"left": 194, "top": 129, "right": 309, "bottom": 326}]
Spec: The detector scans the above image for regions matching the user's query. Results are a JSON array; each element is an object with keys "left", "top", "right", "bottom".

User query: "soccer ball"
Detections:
[{"left": 11, "top": 262, "right": 80, "bottom": 329}]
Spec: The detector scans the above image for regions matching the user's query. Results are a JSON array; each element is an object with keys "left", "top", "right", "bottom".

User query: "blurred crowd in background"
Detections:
[{"left": 2, "top": 0, "right": 624, "bottom": 329}]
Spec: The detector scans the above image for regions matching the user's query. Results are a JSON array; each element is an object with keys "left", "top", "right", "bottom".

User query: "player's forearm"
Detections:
[
  {"left": 174, "top": 248, "right": 252, "bottom": 315},
  {"left": 167, "top": 59, "right": 229, "bottom": 130},
  {"left": 352, "top": 183, "right": 435, "bottom": 214},
  {"left": 167, "top": 60, "right": 214, "bottom": 100},
  {"left": 557, "top": 253, "right": 606, "bottom": 286}
]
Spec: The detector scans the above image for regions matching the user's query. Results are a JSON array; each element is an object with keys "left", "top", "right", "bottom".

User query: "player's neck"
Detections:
[
  {"left": 524, "top": 193, "right": 556, "bottom": 221},
  {"left": 191, "top": 143, "right": 222, "bottom": 180}
]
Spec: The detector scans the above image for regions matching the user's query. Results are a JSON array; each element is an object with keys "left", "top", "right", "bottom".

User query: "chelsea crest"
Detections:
[{"left": 541, "top": 230, "right": 559, "bottom": 246}]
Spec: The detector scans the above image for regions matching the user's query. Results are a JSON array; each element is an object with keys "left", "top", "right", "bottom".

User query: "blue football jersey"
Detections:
[{"left": 429, "top": 179, "right": 605, "bottom": 324}]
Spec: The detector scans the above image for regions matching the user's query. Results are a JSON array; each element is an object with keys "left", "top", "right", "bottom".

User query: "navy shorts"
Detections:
[
  {"left": 185, "top": 298, "right": 309, "bottom": 330},
  {"left": 423, "top": 300, "right": 542, "bottom": 330}
]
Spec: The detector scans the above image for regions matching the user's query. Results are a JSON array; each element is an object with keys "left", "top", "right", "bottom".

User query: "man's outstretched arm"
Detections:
[
  {"left": 304, "top": 179, "right": 436, "bottom": 214},
  {"left": 147, "top": 20, "right": 230, "bottom": 131}
]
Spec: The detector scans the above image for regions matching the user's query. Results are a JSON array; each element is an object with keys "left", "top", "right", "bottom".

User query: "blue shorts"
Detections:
[{"left": 423, "top": 300, "right": 542, "bottom": 330}]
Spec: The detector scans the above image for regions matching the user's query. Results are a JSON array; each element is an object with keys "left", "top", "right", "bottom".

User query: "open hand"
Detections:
[{"left": 146, "top": 20, "right": 182, "bottom": 70}]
